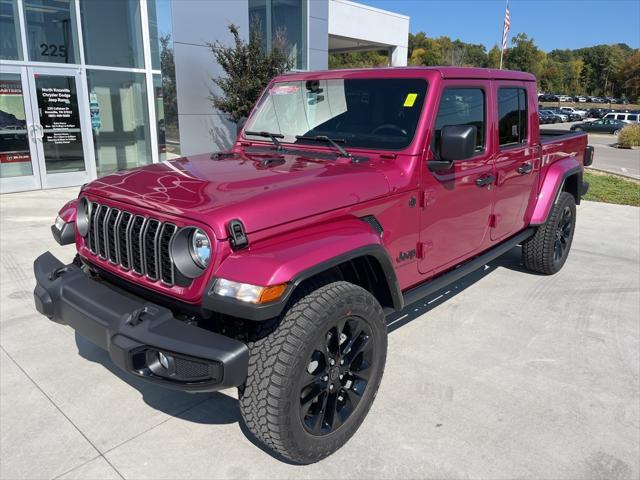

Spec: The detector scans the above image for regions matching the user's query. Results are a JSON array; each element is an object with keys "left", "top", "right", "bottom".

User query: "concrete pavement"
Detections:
[
  {"left": 1, "top": 187, "right": 639, "bottom": 479},
  {"left": 541, "top": 122, "right": 640, "bottom": 179}
]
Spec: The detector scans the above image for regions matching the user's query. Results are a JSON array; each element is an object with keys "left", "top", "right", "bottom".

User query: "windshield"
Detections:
[{"left": 244, "top": 78, "right": 428, "bottom": 150}]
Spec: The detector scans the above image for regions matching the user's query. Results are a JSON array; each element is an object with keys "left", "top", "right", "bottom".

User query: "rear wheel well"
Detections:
[
  {"left": 562, "top": 172, "right": 581, "bottom": 204},
  {"left": 295, "top": 255, "right": 395, "bottom": 310}
]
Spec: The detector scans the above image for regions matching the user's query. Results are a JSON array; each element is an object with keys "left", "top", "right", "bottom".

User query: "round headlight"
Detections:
[
  {"left": 189, "top": 228, "right": 211, "bottom": 268},
  {"left": 76, "top": 197, "right": 91, "bottom": 237}
]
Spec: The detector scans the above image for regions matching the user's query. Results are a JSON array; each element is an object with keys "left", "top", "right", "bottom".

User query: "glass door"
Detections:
[
  {"left": 0, "top": 65, "right": 42, "bottom": 193},
  {"left": 26, "top": 67, "right": 93, "bottom": 189}
]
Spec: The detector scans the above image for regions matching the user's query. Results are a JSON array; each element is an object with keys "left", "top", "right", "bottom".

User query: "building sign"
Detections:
[
  {"left": 0, "top": 80, "right": 31, "bottom": 165},
  {"left": 38, "top": 86, "right": 80, "bottom": 131}
]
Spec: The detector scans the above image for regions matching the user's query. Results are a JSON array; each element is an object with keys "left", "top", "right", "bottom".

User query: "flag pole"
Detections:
[{"left": 500, "top": 0, "right": 510, "bottom": 70}]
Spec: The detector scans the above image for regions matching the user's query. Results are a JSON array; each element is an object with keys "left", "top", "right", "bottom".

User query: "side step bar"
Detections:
[{"left": 401, "top": 228, "right": 535, "bottom": 308}]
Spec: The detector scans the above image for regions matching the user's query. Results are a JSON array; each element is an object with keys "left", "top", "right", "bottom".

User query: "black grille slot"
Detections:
[
  {"left": 106, "top": 209, "right": 120, "bottom": 263},
  {"left": 143, "top": 219, "right": 161, "bottom": 280},
  {"left": 117, "top": 212, "right": 132, "bottom": 269},
  {"left": 361, "top": 215, "right": 384, "bottom": 236},
  {"left": 96, "top": 205, "right": 109, "bottom": 258},
  {"left": 87, "top": 202, "right": 99, "bottom": 254},
  {"left": 85, "top": 202, "right": 185, "bottom": 285},
  {"left": 159, "top": 223, "right": 177, "bottom": 284},
  {"left": 130, "top": 216, "right": 146, "bottom": 275}
]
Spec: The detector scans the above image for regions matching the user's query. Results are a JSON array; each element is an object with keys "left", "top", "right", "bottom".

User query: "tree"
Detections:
[
  {"left": 504, "top": 33, "right": 546, "bottom": 77},
  {"left": 329, "top": 51, "right": 389, "bottom": 69},
  {"left": 487, "top": 45, "right": 502, "bottom": 68},
  {"left": 159, "top": 35, "right": 179, "bottom": 143},
  {"left": 208, "top": 24, "right": 293, "bottom": 124}
]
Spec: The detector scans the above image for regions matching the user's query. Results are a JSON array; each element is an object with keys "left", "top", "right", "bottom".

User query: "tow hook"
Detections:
[
  {"left": 49, "top": 265, "right": 75, "bottom": 281},
  {"left": 126, "top": 306, "right": 157, "bottom": 327}
]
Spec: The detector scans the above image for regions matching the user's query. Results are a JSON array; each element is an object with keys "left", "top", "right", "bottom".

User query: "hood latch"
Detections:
[{"left": 228, "top": 219, "right": 249, "bottom": 250}]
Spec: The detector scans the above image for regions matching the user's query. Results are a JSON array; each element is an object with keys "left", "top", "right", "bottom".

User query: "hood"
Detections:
[{"left": 83, "top": 150, "right": 391, "bottom": 239}]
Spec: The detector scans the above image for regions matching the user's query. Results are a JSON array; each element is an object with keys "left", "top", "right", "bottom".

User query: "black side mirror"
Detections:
[{"left": 428, "top": 124, "right": 478, "bottom": 172}]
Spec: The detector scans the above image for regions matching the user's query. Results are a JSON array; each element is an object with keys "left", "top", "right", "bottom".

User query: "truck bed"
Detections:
[{"left": 540, "top": 129, "right": 586, "bottom": 144}]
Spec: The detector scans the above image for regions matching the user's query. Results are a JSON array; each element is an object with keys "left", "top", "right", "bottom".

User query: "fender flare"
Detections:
[
  {"left": 530, "top": 157, "right": 581, "bottom": 226},
  {"left": 58, "top": 199, "right": 78, "bottom": 222},
  {"left": 203, "top": 218, "right": 402, "bottom": 321}
]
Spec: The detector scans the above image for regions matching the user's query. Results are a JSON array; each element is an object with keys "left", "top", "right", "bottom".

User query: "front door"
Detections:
[
  {"left": 418, "top": 83, "right": 495, "bottom": 275},
  {"left": 0, "top": 67, "right": 92, "bottom": 193},
  {"left": 26, "top": 67, "right": 93, "bottom": 189}
]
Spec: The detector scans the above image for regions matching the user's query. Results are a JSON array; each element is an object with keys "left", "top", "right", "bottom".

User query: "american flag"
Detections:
[
  {"left": 502, "top": 0, "right": 511, "bottom": 53},
  {"left": 500, "top": 0, "right": 510, "bottom": 69}
]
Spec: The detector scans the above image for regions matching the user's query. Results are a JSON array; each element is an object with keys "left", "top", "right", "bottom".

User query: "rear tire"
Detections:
[
  {"left": 239, "top": 281, "right": 387, "bottom": 464},
  {"left": 522, "top": 192, "right": 576, "bottom": 275}
]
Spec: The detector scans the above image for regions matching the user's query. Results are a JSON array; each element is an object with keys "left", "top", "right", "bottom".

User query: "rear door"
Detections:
[
  {"left": 418, "top": 81, "right": 495, "bottom": 275},
  {"left": 490, "top": 82, "right": 539, "bottom": 241}
]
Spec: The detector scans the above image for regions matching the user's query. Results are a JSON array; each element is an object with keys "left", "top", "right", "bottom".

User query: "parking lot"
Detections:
[
  {"left": 1, "top": 187, "right": 638, "bottom": 479},
  {"left": 540, "top": 122, "right": 640, "bottom": 179}
]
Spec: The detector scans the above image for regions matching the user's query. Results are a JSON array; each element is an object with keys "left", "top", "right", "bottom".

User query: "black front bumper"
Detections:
[{"left": 33, "top": 252, "right": 249, "bottom": 392}]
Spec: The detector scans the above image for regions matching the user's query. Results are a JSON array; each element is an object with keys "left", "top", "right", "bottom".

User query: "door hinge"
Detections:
[
  {"left": 488, "top": 214, "right": 497, "bottom": 228},
  {"left": 417, "top": 241, "right": 433, "bottom": 259},
  {"left": 419, "top": 190, "right": 427, "bottom": 208}
]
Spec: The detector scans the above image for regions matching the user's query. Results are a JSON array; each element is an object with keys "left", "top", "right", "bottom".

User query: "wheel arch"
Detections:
[{"left": 530, "top": 157, "right": 582, "bottom": 226}]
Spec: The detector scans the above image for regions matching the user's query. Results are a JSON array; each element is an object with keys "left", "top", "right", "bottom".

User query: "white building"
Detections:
[{"left": 0, "top": 0, "right": 409, "bottom": 193}]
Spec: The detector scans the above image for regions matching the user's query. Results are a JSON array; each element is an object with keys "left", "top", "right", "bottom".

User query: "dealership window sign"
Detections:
[{"left": 0, "top": 79, "right": 30, "bottom": 165}]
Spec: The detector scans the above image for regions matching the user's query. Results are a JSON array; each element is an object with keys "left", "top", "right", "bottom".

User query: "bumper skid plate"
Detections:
[{"left": 34, "top": 252, "right": 249, "bottom": 392}]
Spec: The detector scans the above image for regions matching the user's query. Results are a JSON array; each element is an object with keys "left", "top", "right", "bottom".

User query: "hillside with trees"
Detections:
[{"left": 329, "top": 32, "right": 639, "bottom": 101}]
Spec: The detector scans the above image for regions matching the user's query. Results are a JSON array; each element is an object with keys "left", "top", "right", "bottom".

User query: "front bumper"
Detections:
[{"left": 33, "top": 252, "right": 249, "bottom": 392}]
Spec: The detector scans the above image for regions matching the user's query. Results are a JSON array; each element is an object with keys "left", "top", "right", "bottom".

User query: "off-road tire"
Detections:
[
  {"left": 522, "top": 191, "right": 576, "bottom": 275},
  {"left": 239, "top": 281, "right": 387, "bottom": 464}
]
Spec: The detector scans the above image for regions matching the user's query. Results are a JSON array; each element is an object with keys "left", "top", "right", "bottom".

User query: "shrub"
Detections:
[{"left": 618, "top": 124, "right": 640, "bottom": 147}]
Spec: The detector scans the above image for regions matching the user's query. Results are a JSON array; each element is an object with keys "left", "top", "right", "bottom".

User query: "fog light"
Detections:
[{"left": 158, "top": 351, "right": 170, "bottom": 370}]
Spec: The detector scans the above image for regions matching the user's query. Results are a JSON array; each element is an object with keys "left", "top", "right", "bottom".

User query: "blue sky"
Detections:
[{"left": 357, "top": 0, "right": 640, "bottom": 51}]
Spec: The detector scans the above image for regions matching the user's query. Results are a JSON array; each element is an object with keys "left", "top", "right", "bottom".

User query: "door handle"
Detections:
[
  {"left": 476, "top": 174, "right": 496, "bottom": 187},
  {"left": 517, "top": 162, "right": 533, "bottom": 174},
  {"left": 36, "top": 124, "right": 44, "bottom": 141}
]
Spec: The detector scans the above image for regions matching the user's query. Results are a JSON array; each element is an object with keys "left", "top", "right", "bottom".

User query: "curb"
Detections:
[{"left": 586, "top": 166, "right": 640, "bottom": 182}]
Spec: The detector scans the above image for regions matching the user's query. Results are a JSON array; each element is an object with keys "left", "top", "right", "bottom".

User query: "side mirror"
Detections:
[{"left": 428, "top": 124, "right": 478, "bottom": 172}]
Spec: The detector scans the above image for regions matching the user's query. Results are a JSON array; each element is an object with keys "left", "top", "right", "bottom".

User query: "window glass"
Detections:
[
  {"left": 616, "top": 114, "right": 626, "bottom": 120},
  {"left": 498, "top": 87, "right": 528, "bottom": 146},
  {"left": 153, "top": 73, "right": 180, "bottom": 161},
  {"left": 80, "top": 0, "right": 144, "bottom": 68},
  {"left": 245, "top": 78, "right": 427, "bottom": 150},
  {"left": 433, "top": 87, "right": 485, "bottom": 151},
  {"left": 249, "top": 0, "right": 307, "bottom": 69},
  {"left": 87, "top": 70, "right": 151, "bottom": 176},
  {"left": 0, "top": 73, "right": 32, "bottom": 178},
  {"left": 23, "top": 0, "right": 79, "bottom": 63},
  {"left": 0, "top": 0, "right": 22, "bottom": 60},
  {"left": 628, "top": 115, "right": 638, "bottom": 121},
  {"left": 148, "top": 0, "right": 173, "bottom": 71}
]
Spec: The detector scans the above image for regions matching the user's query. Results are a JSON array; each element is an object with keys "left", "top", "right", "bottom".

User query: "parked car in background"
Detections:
[
  {"left": 539, "top": 111, "right": 560, "bottom": 124},
  {"left": 604, "top": 112, "right": 639, "bottom": 124},
  {"left": 539, "top": 93, "right": 558, "bottom": 102},
  {"left": 544, "top": 109, "right": 570, "bottom": 122},
  {"left": 557, "top": 95, "right": 573, "bottom": 102},
  {"left": 560, "top": 107, "right": 588, "bottom": 119},
  {"left": 571, "top": 118, "right": 626, "bottom": 134},
  {"left": 573, "top": 96, "right": 587, "bottom": 103},
  {"left": 586, "top": 108, "right": 611, "bottom": 118},
  {"left": 540, "top": 109, "right": 567, "bottom": 122}
]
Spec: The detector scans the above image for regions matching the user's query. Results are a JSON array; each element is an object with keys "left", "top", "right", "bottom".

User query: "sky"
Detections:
[{"left": 356, "top": 0, "right": 640, "bottom": 52}]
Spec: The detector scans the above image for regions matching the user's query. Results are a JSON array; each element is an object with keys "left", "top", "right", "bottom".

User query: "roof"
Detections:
[{"left": 278, "top": 66, "right": 537, "bottom": 82}]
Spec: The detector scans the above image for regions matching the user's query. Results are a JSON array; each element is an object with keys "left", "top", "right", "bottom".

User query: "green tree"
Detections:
[
  {"left": 329, "top": 51, "right": 389, "bottom": 69},
  {"left": 487, "top": 45, "right": 502, "bottom": 68},
  {"left": 504, "top": 33, "right": 546, "bottom": 76},
  {"left": 208, "top": 24, "right": 293, "bottom": 123}
]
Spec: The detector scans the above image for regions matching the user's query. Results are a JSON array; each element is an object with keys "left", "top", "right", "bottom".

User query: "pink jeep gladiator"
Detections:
[{"left": 35, "top": 67, "right": 592, "bottom": 464}]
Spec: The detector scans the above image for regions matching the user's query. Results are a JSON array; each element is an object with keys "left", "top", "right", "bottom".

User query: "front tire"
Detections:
[
  {"left": 522, "top": 191, "right": 576, "bottom": 275},
  {"left": 239, "top": 281, "right": 387, "bottom": 464}
]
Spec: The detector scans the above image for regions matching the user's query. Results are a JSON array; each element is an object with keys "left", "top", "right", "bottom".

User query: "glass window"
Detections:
[
  {"left": 628, "top": 115, "right": 638, "bottom": 121},
  {"left": 245, "top": 78, "right": 428, "bottom": 150},
  {"left": 0, "top": 0, "right": 22, "bottom": 60},
  {"left": 22, "top": 0, "right": 79, "bottom": 64},
  {"left": 0, "top": 73, "right": 32, "bottom": 178},
  {"left": 80, "top": 0, "right": 144, "bottom": 68},
  {"left": 249, "top": 0, "right": 307, "bottom": 69},
  {"left": 147, "top": 0, "right": 173, "bottom": 71},
  {"left": 616, "top": 114, "right": 626, "bottom": 120},
  {"left": 86, "top": 70, "right": 152, "bottom": 177},
  {"left": 434, "top": 87, "right": 486, "bottom": 152},
  {"left": 154, "top": 73, "right": 180, "bottom": 161},
  {"left": 498, "top": 88, "right": 528, "bottom": 146}
]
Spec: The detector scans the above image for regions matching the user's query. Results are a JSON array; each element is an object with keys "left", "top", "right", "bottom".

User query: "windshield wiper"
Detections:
[
  {"left": 295, "top": 135, "right": 352, "bottom": 158},
  {"left": 244, "top": 131, "right": 284, "bottom": 151}
]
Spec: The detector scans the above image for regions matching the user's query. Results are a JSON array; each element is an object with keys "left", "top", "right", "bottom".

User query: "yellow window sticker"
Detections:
[{"left": 404, "top": 93, "right": 418, "bottom": 107}]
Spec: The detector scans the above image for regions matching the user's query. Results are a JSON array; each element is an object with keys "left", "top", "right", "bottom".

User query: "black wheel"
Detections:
[
  {"left": 522, "top": 191, "right": 576, "bottom": 275},
  {"left": 239, "top": 281, "right": 387, "bottom": 464}
]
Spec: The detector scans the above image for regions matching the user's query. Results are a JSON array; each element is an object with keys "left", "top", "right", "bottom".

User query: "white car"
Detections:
[
  {"left": 557, "top": 95, "right": 573, "bottom": 102},
  {"left": 603, "top": 112, "right": 639, "bottom": 124},
  {"left": 560, "top": 107, "right": 588, "bottom": 119}
]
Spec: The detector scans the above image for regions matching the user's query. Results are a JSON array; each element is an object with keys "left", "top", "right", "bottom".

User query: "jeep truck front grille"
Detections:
[{"left": 86, "top": 202, "right": 179, "bottom": 285}]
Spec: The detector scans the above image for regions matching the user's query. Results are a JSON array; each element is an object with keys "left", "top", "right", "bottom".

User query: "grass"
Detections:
[{"left": 583, "top": 170, "right": 640, "bottom": 207}]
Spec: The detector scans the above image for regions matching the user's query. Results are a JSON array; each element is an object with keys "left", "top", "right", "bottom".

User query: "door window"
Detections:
[
  {"left": 498, "top": 88, "right": 528, "bottom": 146},
  {"left": 0, "top": 73, "right": 32, "bottom": 178},
  {"left": 0, "top": 0, "right": 22, "bottom": 60},
  {"left": 616, "top": 115, "right": 626, "bottom": 120},
  {"left": 433, "top": 88, "right": 485, "bottom": 153}
]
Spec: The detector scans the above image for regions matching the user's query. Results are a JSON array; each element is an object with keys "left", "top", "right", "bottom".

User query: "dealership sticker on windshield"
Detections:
[
  {"left": 404, "top": 93, "right": 418, "bottom": 107},
  {"left": 271, "top": 85, "right": 299, "bottom": 95}
]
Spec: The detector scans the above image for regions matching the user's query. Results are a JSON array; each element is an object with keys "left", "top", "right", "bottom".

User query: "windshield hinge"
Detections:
[{"left": 228, "top": 219, "right": 249, "bottom": 250}]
